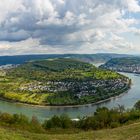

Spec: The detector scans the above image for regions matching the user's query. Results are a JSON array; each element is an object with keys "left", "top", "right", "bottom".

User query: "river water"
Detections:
[{"left": 0, "top": 72, "right": 139, "bottom": 121}]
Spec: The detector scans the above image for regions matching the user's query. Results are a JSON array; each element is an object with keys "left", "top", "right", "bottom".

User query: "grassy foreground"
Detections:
[{"left": 1, "top": 122, "right": 140, "bottom": 140}]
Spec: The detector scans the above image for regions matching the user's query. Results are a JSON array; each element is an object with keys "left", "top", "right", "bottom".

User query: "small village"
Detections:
[
  {"left": 20, "top": 77, "right": 130, "bottom": 98},
  {"left": 106, "top": 65, "right": 140, "bottom": 74}
]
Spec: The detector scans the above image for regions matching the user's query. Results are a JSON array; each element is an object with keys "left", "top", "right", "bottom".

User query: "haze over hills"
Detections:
[{"left": 0, "top": 53, "right": 133, "bottom": 66}]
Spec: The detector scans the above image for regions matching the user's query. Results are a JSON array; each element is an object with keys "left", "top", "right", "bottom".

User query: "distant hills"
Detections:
[
  {"left": 100, "top": 57, "right": 140, "bottom": 74},
  {"left": 0, "top": 53, "right": 132, "bottom": 65}
]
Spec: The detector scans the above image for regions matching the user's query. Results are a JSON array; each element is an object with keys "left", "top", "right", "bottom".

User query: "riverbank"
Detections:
[
  {"left": 0, "top": 88, "right": 130, "bottom": 109},
  {"left": 0, "top": 72, "right": 137, "bottom": 121},
  {"left": 117, "top": 70, "right": 140, "bottom": 75}
]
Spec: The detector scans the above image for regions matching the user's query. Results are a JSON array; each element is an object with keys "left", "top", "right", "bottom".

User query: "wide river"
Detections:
[{"left": 0, "top": 72, "right": 139, "bottom": 121}]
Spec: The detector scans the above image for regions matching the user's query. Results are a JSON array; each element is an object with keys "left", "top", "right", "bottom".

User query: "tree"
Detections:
[
  {"left": 60, "top": 114, "right": 72, "bottom": 129},
  {"left": 134, "top": 100, "right": 140, "bottom": 110}
]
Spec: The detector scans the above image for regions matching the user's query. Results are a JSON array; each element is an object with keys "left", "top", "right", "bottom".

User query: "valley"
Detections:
[{"left": 0, "top": 58, "right": 130, "bottom": 106}]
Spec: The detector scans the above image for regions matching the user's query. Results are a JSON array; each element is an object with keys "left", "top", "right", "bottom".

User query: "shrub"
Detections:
[
  {"left": 43, "top": 114, "right": 72, "bottom": 129},
  {"left": 43, "top": 115, "right": 62, "bottom": 129},
  {"left": 60, "top": 114, "right": 72, "bottom": 129},
  {"left": 110, "top": 122, "right": 120, "bottom": 128},
  {"left": 30, "top": 116, "right": 44, "bottom": 132},
  {"left": 134, "top": 100, "right": 140, "bottom": 110},
  {"left": 0, "top": 113, "right": 13, "bottom": 124}
]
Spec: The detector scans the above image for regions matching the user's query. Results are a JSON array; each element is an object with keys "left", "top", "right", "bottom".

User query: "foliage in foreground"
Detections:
[
  {"left": 42, "top": 106, "right": 140, "bottom": 130},
  {"left": 0, "top": 112, "right": 44, "bottom": 133},
  {"left": 2, "top": 120, "right": 140, "bottom": 140},
  {"left": 1, "top": 103, "right": 140, "bottom": 133}
]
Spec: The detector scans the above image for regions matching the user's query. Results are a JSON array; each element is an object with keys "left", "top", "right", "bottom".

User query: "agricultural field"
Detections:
[{"left": 0, "top": 58, "right": 130, "bottom": 105}]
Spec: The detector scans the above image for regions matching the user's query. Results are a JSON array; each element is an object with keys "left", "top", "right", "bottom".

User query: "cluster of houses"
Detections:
[
  {"left": 103, "top": 65, "right": 140, "bottom": 74},
  {"left": 75, "top": 78, "right": 129, "bottom": 98},
  {"left": 20, "top": 78, "right": 130, "bottom": 98},
  {"left": 0, "top": 64, "right": 19, "bottom": 76},
  {"left": 0, "top": 64, "right": 18, "bottom": 70}
]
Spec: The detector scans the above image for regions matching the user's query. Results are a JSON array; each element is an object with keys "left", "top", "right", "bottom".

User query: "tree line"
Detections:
[{"left": 0, "top": 102, "right": 140, "bottom": 133}]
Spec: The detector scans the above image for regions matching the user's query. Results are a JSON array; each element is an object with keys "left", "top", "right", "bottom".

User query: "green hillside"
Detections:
[
  {"left": 0, "top": 121, "right": 140, "bottom": 140},
  {"left": 0, "top": 58, "right": 130, "bottom": 105}
]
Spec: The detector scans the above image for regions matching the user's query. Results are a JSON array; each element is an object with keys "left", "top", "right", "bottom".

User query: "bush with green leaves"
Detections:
[{"left": 1, "top": 104, "right": 140, "bottom": 132}]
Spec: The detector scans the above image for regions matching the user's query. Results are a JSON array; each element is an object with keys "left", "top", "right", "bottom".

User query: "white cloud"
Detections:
[
  {"left": 125, "top": 0, "right": 140, "bottom": 12},
  {"left": 0, "top": 0, "right": 139, "bottom": 55}
]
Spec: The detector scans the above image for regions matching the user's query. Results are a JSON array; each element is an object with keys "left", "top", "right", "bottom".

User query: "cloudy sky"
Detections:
[{"left": 0, "top": 0, "right": 140, "bottom": 55}]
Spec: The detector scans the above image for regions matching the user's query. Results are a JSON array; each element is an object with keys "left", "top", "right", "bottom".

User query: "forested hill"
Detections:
[
  {"left": 18, "top": 58, "right": 93, "bottom": 72},
  {"left": 100, "top": 57, "right": 140, "bottom": 73},
  {"left": 0, "top": 58, "right": 130, "bottom": 106},
  {"left": 0, "top": 53, "right": 131, "bottom": 65}
]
